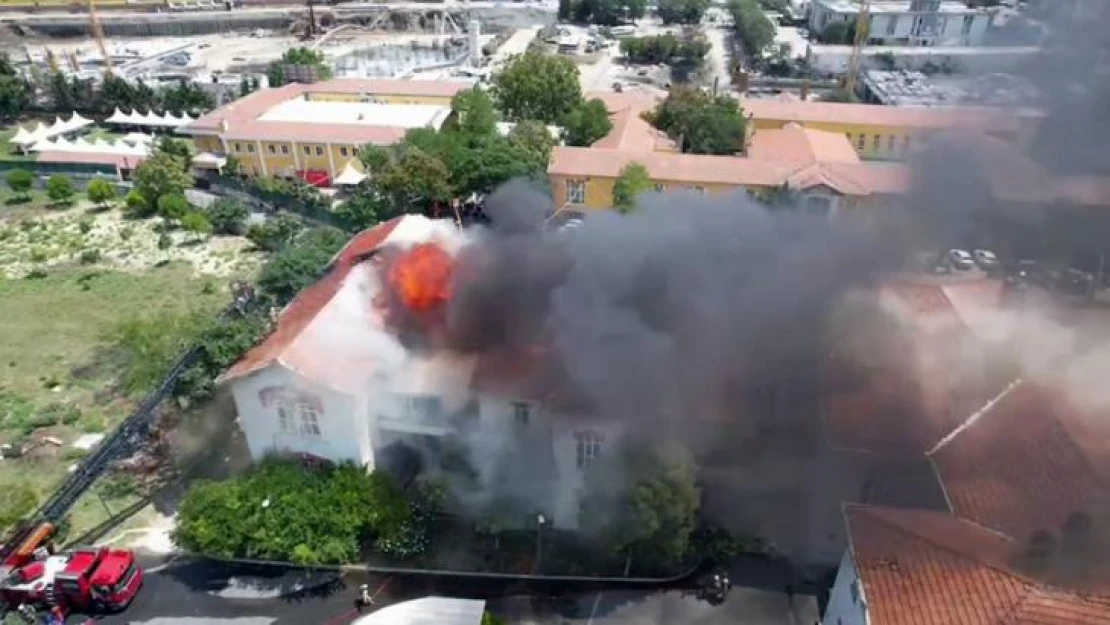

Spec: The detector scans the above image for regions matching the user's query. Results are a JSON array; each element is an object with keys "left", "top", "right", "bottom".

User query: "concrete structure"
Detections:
[
  {"left": 180, "top": 78, "right": 472, "bottom": 182},
  {"left": 218, "top": 215, "right": 619, "bottom": 529},
  {"left": 808, "top": 0, "right": 992, "bottom": 47},
  {"left": 860, "top": 69, "right": 1041, "bottom": 108}
]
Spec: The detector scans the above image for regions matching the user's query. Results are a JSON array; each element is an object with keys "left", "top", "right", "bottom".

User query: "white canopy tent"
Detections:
[
  {"left": 105, "top": 108, "right": 197, "bottom": 130},
  {"left": 10, "top": 113, "right": 94, "bottom": 149},
  {"left": 30, "top": 136, "right": 151, "bottom": 158},
  {"left": 192, "top": 152, "right": 227, "bottom": 169},
  {"left": 121, "top": 132, "right": 155, "bottom": 145},
  {"left": 334, "top": 160, "right": 368, "bottom": 186}
]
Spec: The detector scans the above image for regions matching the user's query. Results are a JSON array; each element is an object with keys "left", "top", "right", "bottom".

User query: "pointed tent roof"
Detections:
[
  {"left": 107, "top": 108, "right": 130, "bottom": 124},
  {"left": 334, "top": 159, "right": 367, "bottom": 186},
  {"left": 10, "top": 127, "right": 32, "bottom": 145}
]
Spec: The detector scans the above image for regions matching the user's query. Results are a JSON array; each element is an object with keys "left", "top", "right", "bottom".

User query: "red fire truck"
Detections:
[{"left": 0, "top": 523, "right": 143, "bottom": 617}]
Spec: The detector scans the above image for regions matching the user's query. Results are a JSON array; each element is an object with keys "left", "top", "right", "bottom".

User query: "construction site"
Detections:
[{"left": 0, "top": 1, "right": 555, "bottom": 87}]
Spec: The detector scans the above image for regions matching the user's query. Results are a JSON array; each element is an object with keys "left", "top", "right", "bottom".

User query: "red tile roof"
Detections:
[
  {"left": 930, "top": 382, "right": 1110, "bottom": 542},
  {"left": 218, "top": 216, "right": 403, "bottom": 383},
  {"left": 35, "top": 150, "right": 147, "bottom": 169},
  {"left": 747, "top": 122, "right": 861, "bottom": 164},
  {"left": 846, "top": 505, "right": 1110, "bottom": 625}
]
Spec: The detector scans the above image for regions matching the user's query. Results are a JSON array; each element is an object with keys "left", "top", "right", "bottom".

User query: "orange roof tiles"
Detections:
[
  {"left": 846, "top": 505, "right": 1110, "bottom": 625},
  {"left": 35, "top": 150, "right": 147, "bottom": 169},
  {"left": 219, "top": 217, "right": 403, "bottom": 383},
  {"left": 930, "top": 383, "right": 1110, "bottom": 542},
  {"left": 741, "top": 98, "right": 1033, "bottom": 133},
  {"left": 549, "top": 145, "right": 794, "bottom": 187},
  {"left": 747, "top": 122, "right": 861, "bottom": 164}
]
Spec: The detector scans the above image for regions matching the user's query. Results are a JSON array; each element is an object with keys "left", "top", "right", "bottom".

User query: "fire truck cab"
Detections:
[{"left": 1, "top": 523, "right": 143, "bottom": 615}]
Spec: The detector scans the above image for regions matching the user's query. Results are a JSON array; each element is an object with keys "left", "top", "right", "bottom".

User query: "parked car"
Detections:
[
  {"left": 948, "top": 249, "right": 975, "bottom": 271},
  {"left": 973, "top": 249, "right": 1000, "bottom": 271}
]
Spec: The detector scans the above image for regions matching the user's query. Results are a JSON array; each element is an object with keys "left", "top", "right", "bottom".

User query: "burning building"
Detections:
[{"left": 217, "top": 214, "right": 624, "bottom": 529}]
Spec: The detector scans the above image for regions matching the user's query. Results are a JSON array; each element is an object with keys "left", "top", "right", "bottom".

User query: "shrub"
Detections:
[
  {"left": 205, "top": 198, "right": 249, "bottom": 235},
  {"left": 119, "top": 226, "right": 134, "bottom": 241},
  {"left": 79, "top": 248, "right": 102, "bottom": 264},
  {"left": 86, "top": 178, "right": 117, "bottom": 208},
  {"left": 25, "top": 267, "right": 47, "bottom": 280},
  {"left": 157, "top": 232, "right": 173, "bottom": 250},
  {"left": 6, "top": 168, "right": 33, "bottom": 198},
  {"left": 61, "top": 447, "right": 89, "bottom": 462},
  {"left": 45, "top": 174, "right": 75, "bottom": 205},
  {"left": 29, "top": 247, "right": 48, "bottom": 262},
  {"left": 77, "top": 219, "right": 94, "bottom": 234}
]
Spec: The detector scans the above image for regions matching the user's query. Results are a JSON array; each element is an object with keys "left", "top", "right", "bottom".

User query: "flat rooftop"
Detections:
[
  {"left": 816, "top": 0, "right": 988, "bottom": 14},
  {"left": 258, "top": 99, "right": 451, "bottom": 130},
  {"left": 863, "top": 70, "right": 1043, "bottom": 108}
]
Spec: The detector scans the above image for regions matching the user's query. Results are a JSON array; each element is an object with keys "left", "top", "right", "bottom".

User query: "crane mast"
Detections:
[
  {"left": 87, "top": 0, "right": 112, "bottom": 74},
  {"left": 844, "top": 0, "right": 871, "bottom": 96}
]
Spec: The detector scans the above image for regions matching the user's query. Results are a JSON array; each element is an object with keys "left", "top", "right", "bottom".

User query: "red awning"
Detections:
[{"left": 296, "top": 170, "right": 331, "bottom": 188}]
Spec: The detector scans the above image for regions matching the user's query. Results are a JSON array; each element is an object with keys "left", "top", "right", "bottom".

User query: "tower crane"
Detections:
[
  {"left": 87, "top": 0, "right": 112, "bottom": 74},
  {"left": 843, "top": 0, "right": 871, "bottom": 96}
]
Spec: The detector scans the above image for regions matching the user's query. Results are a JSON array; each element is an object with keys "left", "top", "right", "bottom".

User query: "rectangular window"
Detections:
[
  {"left": 574, "top": 431, "right": 603, "bottom": 468},
  {"left": 511, "top": 401, "right": 531, "bottom": 426},
  {"left": 566, "top": 179, "right": 586, "bottom": 205},
  {"left": 247, "top": 144, "right": 256, "bottom": 154},
  {"left": 856, "top": 135, "right": 866, "bottom": 151},
  {"left": 850, "top": 580, "right": 860, "bottom": 604},
  {"left": 887, "top": 135, "right": 896, "bottom": 152},
  {"left": 692, "top": 185, "right": 706, "bottom": 194},
  {"left": 903, "top": 135, "right": 911, "bottom": 151},
  {"left": 872, "top": 135, "right": 881, "bottom": 150},
  {"left": 303, "top": 145, "right": 312, "bottom": 156},
  {"left": 886, "top": 15, "right": 898, "bottom": 35},
  {"left": 962, "top": 14, "right": 974, "bottom": 35},
  {"left": 281, "top": 145, "right": 289, "bottom": 155},
  {"left": 298, "top": 401, "right": 321, "bottom": 437},
  {"left": 315, "top": 146, "right": 324, "bottom": 156},
  {"left": 267, "top": 144, "right": 276, "bottom": 155},
  {"left": 804, "top": 195, "right": 833, "bottom": 215},
  {"left": 233, "top": 142, "right": 241, "bottom": 153},
  {"left": 340, "top": 147, "right": 349, "bottom": 157},
  {"left": 403, "top": 395, "right": 443, "bottom": 421},
  {"left": 277, "top": 404, "right": 294, "bottom": 432},
  {"left": 654, "top": 183, "right": 665, "bottom": 192}
]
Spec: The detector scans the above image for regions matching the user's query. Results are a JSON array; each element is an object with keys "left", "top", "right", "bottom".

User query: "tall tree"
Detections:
[
  {"left": 132, "top": 151, "right": 194, "bottom": 215},
  {"left": 451, "top": 87, "right": 499, "bottom": 141},
  {"left": 656, "top": 0, "right": 711, "bottom": 24},
  {"left": 491, "top": 53, "right": 583, "bottom": 124},
  {"left": 95, "top": 74, "right": 138, "bottom": 115},
  {"left": 156, "top": 136, "right": 193, "bottom": 171},
  {"left": 612, "top": 162, "right": 653, "bottom": 212},
  {"left": 646, "top": 86, "right": 746, "bottom": 155},
  {"left": 0, "top": 59, "right": 29, "bottom": 122},
  {"left": 727, "top": 0, "right": 776, "bottom": 58},
  {"left": 508, "top": 120, "right": 557, "bottom": 171},
  {"left": 558, "top": 0, "right": 573, "bottom": 20},
  {"left": 563, "top": 98, "right": 613, "bottom": 147}
]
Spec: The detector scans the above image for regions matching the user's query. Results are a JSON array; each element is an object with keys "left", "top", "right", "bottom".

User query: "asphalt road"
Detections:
[{"left": 56, "top": 553, "right": 819, "bottom": 625}]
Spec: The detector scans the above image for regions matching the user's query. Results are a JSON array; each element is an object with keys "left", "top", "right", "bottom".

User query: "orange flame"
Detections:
[{"left": 387, "top": 242, "right": 454, "bottom": 313}]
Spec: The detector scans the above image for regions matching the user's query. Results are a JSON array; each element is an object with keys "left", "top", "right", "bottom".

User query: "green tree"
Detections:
[
  {"left": 45, "top": 174, "right": 74, "bottom": 206},
  {"left": 204, "top": 198, "right": 249, "bottom": 235},
  {"left": 580, "top": 442, "right": 700, "bottom": 572},
  {"left": 246, "top": 213, "right": 304, "bottom": 253},
  {"left": 156, "top": 136, "right": 193, "bottom": 171},
  {"left": 612, "top": 162, "right": 653, "bottom": 212},
  {"left": 0, "top": 73, "right": 29, "bottom": 122},
  {"left": 173, "top": 459, "right": 411, "bottom": 564},
  {"left": 451, "top": 87, "right": 499, "bottom": 140},
  {"left": 656, "top": 0, "right": 711, "bottom": 24},
  {"left": 266, "top": 61, "right": 287, "bottom": 88},
  {"left": 181, "top": 211, "right": 212, "bottom": 242},
  {"left": 334, "top": 192, "right": 388, "bottom": 233},
  {"left": 492, "top": 53, "right": 583, "bottom": 124},
  {"left": 256, "top": 227, "right": 348, "bottom": 304},
  {"left": 453, "top": 136, "right": 537, "bottom": 195},
  {"left": 646, "top": 86, "right": 746, "bottom": 155},
  {"left": 157, "top": 193, "right": 190, "bottom": 225},
  {"left": 817, "top": 20, "right": 852, "bottom": 44},
  {"left": 86, "top": 178, "right": 117, "bottom": 208},
  {"left": 157, "top": 79, "right": 216, "bottom": 113},
  {"left": 175, "top": 312, "right": 268, "bottom": 400},
  {"left": 222, "top": 155, "right": 243, "bottom": 177},
  {"left": 133, "top": 151, "right": 194, "bottom": 216},
  {"left": 370, "top": 145, "right": 453, "bottom": 212},
  {"left": 563, "top": 98, "right": 613, "bottom": 147},
  {"left": 508, "top": 120, "right": 557, "bottom": 171},
  {"left": 0, "top": 482, "right": 37, "bottom": 532},
  {"left": 727, "top": 0, "right": 776, "bottom": 58},
  {"left": 6, "top": 168, "right": 32, "bottom": 200},
  {"left": 558, "top": 0, "right": 573, "bottom": 20}
]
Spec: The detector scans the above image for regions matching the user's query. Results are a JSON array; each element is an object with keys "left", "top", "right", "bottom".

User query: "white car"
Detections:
[
  {"left": 948, "top": 249, "right": 974, "bottom": 271},
  {"left": 973, "top": 249, "right": 999, "bottom": 270}
]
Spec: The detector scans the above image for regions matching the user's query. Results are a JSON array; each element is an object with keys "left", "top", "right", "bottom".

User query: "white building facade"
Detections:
[
  {"left": 822, "top": 550, "right": 870, "bottom": 625},
  {"left": 808, "top": 0, "right": 993, "bottom": 47},
  {"left": 220, "top": 215, "right": 619, "bottom": 530}
]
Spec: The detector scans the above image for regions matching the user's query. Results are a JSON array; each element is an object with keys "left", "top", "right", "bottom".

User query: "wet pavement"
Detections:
[{"left": 75, "top": 553, "right": 818, "bottom": 625}]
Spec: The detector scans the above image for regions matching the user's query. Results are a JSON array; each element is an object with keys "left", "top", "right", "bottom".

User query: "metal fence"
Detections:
[{"left": 209, "top": 176, "right": 343, "bottom": 229}]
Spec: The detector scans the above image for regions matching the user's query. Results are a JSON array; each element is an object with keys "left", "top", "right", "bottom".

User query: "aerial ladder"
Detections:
[
  {"left": 843, "top": 0, "right": 871, "bottom": 97},
  {"left": 87, "top": 0, "right": 112, "bottom": 74}
]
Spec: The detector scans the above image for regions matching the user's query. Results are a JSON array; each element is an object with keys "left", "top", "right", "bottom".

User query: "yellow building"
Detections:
[
  {"left": 547, "top": 92, "right": 1096, "bottom": 214},
  {"left": 548, "top": 92, "right": 908, "bottom": 215},
  {"left": 181, "top": 78, "right": 471, "bottom": 183}
]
